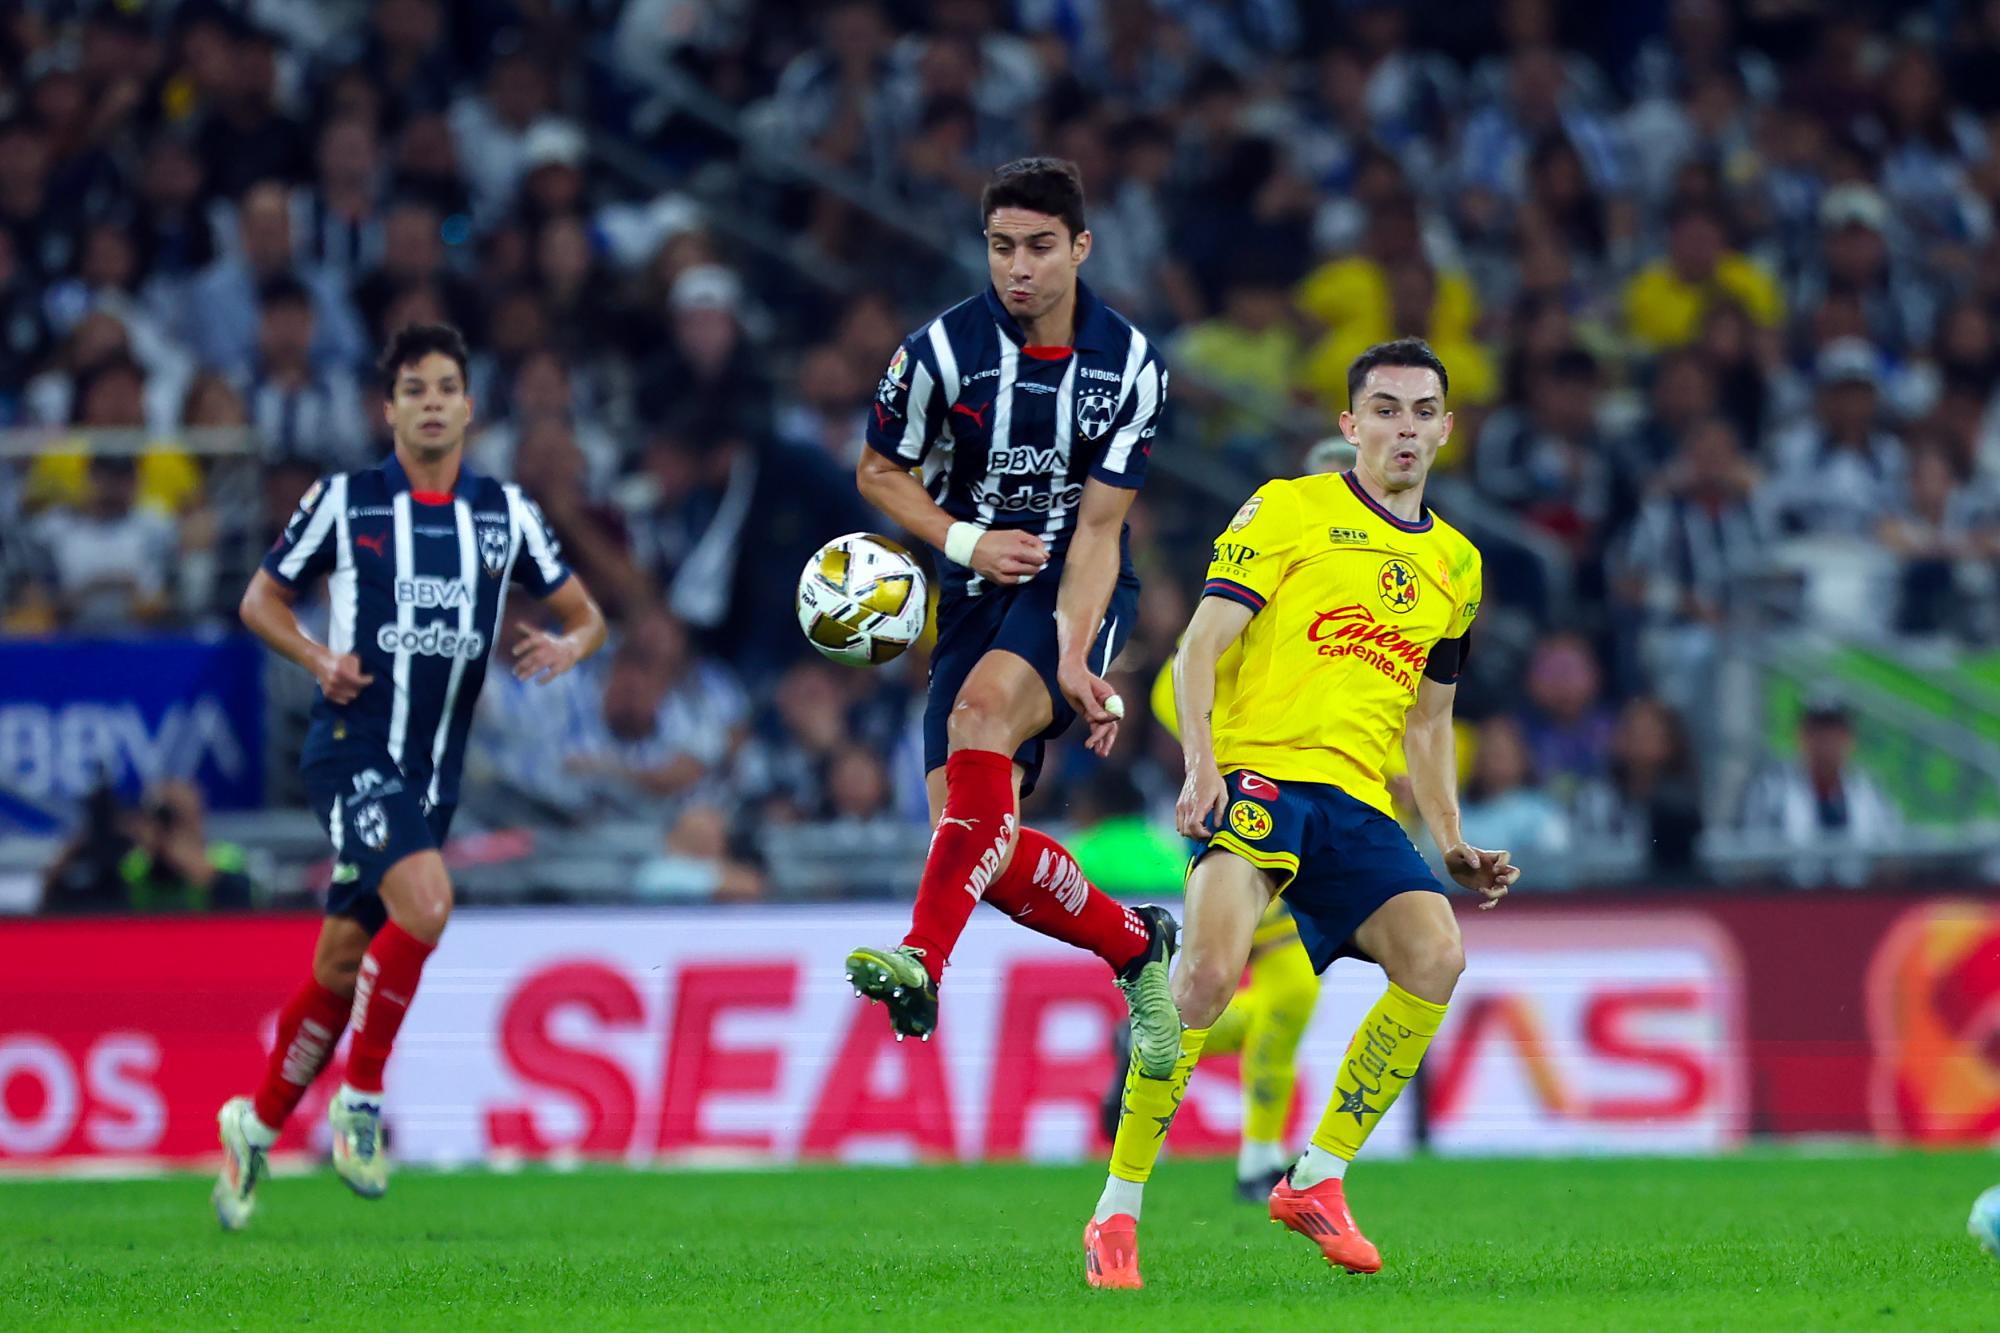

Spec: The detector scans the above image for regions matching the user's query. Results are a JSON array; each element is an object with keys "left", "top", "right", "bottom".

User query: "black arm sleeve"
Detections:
[{"left": 1423, "top": 631, "right": 1471, "bottom": 684}]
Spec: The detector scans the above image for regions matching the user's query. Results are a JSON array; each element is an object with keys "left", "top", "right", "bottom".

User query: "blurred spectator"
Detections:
[
  {"left": 1793, "top": 184, "right": 1931, "bottom": 355},
  {"left": 1867, "top": 45, "right": 1986, "bottom": 251},
  {"left": 239, "top": 275, "right": 370, "bottom": 469},
  {"left": 351, "top": 197, "right": 482, "bottom": 342},
  {"left": 1473, "top": 346, "right": 1621, "bottom": 558},
  {"left": 735, "top": 663, "right": 854, "bottom": 824},
  {"left": 1295, "top": 194, "right": 1497, "bottom": 410},
  {"left": 1571, "top": 697, "right": 1705, "bottom": 877},
  {"left": 1060, "top": 116, "right": 1196, "bottom": 329},
  {"left": 186, "top": 180, "right": 366, "bottom": 378},
  {"left": 18, "top": 454, "right": 179, "bottom": 631},
  {"left": 23, "top": 310, "right": 173, "bottom": 439},
  {"left": 635, "top": 265, "right": 768, "bottom": 440},
  {"left": 1766, "top": 338, "right": 1905, "bottom": 537},
  {"left": 1513, "top": 633, "right": 1615, "bottom": 793},
  {"left": 0, "top": 229, "right": 52, "bottom": 423},
  {"left": 42, "top": 223, "right": 196, "bottom": 421},
  {"left": 1738, "top": 699, "right": 1901, "bottom": 887},
  {"left": 450, "top": 47, "right": 557, "bottom": 224},
  {"left": 766, "top": 1, "right": 897, "bottom": 181},
  {"left": 471, "top": 347, "right": 617, "bottom": 491},
  {"left": 391, "top": 111, "right": 474, "bottom": 218},
  {"left": 1456, "top": 46, "right": 1625, "bottom": 207},
  {"left": 1876, "top": 444, "right": 2000, "bottom": 636},
  {"left": 1622, "top": 348, "right": 1718, "bottom": 472},
  {"left": 774, "top": 344, "right": 870, "bottom": 467},
  {"left": 1613, "top": 417, "right": 1767, "bottom": 712},
  {"left": 516, "top": 120, "right": 590, "bottom": 229},
  {"left": 636, "top": 804, "right": 765, "bottom": 901},
  {"left": 41, "top": 781, "right": 255, "bottom": 914},
  {"left": 1623, "top": 201, "right": 1783, "bottom": 351},
  {"left": 194, "top": 21, "right": 309, "bottom": 201},
  {"left": 824, "top": 744, "right": 900, "bottom": 828},
  {"left": 564, "top": 612, "right": 748, "bottom": 816},
  {"left": 1457, "top": 716, "right": 1571, "bottom": 861},
  {"left": 1174, "top": 267, "right": 1302, "bottom": 448},
  {"left": 509, "top": 413, "right": 649, "bottom": 620},
  {"left": 298, "top": 115, "right": 387, "bottom": 282}
]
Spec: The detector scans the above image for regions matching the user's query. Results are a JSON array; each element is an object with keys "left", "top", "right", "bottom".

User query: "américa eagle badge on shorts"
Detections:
[{"left": 1228, "top": 800, "right": 1273, "bottom": 841}]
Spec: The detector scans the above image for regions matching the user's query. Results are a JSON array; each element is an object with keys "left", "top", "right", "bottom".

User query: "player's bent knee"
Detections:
[
  {"left": 1387, "top": 933, "right": 1464, "bottom": 1002},
  {"left": 1171, "top": 959, "right": 1237, "bottom": 1030},
  {"left": 945, "top": 692, "right": 1013, "bottom": 752},
  {"left": 381, "top": 854, "right": 455, "bottom": 944}
]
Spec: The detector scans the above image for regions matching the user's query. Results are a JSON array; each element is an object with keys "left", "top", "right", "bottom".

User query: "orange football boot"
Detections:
[
  {"left": 1268, "top": 1174, "right": 1382, "bottom": 1273},
  {"left": 1083, "top": 1214, "right": 1143, "bottom": 1289}
]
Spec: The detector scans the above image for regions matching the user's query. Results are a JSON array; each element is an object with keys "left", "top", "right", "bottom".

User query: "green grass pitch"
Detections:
[{"left": 4, "top": 1150, "right": 1994, "bottom": 1330}]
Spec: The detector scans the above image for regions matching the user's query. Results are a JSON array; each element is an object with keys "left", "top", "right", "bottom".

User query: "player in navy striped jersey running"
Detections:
[
  {"left": 844, "top": 159, "right": 1181, "bottom": 1076},
  {"left": 211, "top": 324, "right": 607, "bottom": 1229}
]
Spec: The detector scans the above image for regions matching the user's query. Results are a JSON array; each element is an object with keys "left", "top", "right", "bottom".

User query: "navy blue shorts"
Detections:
[
  {"left": 302, "top": 747, "right": 455, "bottom": 936},
  {"left": 1194, "top": 769, "right": 1445, "bottom": 972},
  {"left": 925, "top": 566, "right": 1140, "bottom": 797}
]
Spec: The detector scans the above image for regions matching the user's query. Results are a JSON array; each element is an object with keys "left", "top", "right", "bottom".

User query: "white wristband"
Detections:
[{"left": 944, "top": 521, "right": 984, "bottom": 567}]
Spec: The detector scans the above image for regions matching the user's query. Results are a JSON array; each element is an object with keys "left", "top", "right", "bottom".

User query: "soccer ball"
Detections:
[
  {"left": 796, "top": 532, "right": 927, "bottom": 666},
  {"left": 1972, "top": 1185, "right": 2000, "bottom": 1257}
]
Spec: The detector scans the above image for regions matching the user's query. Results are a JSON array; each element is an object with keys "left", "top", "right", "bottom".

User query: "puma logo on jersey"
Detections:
[
  {"left": 355, "top": 531, "right": 389, "bottom": 557},
  {"left": 952, "top": 400, "right": 991, "bottom": 429}
]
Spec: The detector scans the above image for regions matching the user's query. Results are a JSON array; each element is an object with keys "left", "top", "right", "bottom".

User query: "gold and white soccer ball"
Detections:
[{"left": 795, "top": 532, "right": 927, "bottom": 666}]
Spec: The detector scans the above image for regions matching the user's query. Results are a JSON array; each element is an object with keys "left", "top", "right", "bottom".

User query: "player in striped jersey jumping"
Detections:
[
  {"left": 844, "top": 158, "right": 1182, "bottom": 1078},
  {"left": 211, "top": 324, "right": 607, "bottom": 1228}
]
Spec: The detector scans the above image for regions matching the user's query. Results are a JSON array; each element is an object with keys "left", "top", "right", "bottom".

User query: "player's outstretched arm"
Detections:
[
  {"left": 1055, "top": 479, "right": 1140, "bottom": 756},
  {"left": 1404, "top": 675, "right": 1518, "bottom": 908},
  {"left": 853, "top": 449, "right": 1047, "bottom": 584},
  {"left": 1172, "top": 595, "right": 1253, "bottom": 839},
  {"left": 239, "top": 568, "right": 372, "bottom": 704},
  {"left": 511, "top": 575, "right": 607, "bottom": 684}
]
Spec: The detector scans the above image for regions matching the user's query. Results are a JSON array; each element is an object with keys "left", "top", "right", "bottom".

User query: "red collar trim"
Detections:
[
  {"left": 411, "top": 490, "right": 454, "bottom": 506},
  {"left": 1022, "top": 345, "right": 1072, "bottom": 360}
]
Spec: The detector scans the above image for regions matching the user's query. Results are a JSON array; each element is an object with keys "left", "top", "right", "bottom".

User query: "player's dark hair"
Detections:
[
  {"left": 981, "top": 157, "right": 1087, "bottom": 240},
  {"left": 379, "top": 322, "right": 470, "bottom": 398},
  {"left": 1347, "top": 338, "right": 1450, "bottom": 406}
]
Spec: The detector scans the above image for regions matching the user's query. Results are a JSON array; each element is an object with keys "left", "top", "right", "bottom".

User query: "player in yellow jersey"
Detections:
[
  {"left": 1096, "top": 464, "right": 1345, "bottom": 1204},
  {"left": 1082, "top": 338, "right": 1520, "bottom": 1288}
]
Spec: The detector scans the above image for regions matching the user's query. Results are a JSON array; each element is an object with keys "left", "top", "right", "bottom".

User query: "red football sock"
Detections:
[
  {"left": 343, "top": 922, "right": 436, "bottom": 1095},
  {"left": 980, "top": 826, "right": 1151, "bottom": 973},
  {"left": 251, "top": 977, "right": 352, "bottom": 1129},
  {"left": 903, "top": 748, "right": 1018, "bottom": 983}
]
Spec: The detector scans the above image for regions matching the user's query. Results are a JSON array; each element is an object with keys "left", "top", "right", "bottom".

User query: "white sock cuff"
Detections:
[{"left": 1094, "top": 1173, "right": 1145, "bottom": 1223}]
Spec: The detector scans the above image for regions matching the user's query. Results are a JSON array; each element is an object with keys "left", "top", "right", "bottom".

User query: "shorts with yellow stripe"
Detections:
[{"left": 1199, "top": 768, "right": 1445, "bottom": 974}]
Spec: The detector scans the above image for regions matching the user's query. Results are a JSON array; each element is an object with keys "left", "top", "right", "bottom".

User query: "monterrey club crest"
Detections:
[
  {"left": 1076, "top": 390, "right": 1117, "bottom": 440},
  {"left": 352, "top": 801, "right": 390, "bottom": 851},
  {"left": 479, "top": 522, "right": 510, "bottom": 574}
]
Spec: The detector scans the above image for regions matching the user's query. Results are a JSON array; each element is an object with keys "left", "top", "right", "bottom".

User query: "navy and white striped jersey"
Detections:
[
  {"left": 865, "top": 279, "right": 1168, "bottom": 593},
  {"left": 261, "top": 452, "right": 571, "bottom": 808}
]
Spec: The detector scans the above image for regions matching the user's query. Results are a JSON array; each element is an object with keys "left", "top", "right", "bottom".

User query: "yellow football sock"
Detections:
[
  {"left": 1242, "top": 940, "right": 1318, "bottom": 1145},
  {"left": 1310, "top": 982, "right": 1447, "bottom": 1162},
  {"left": 1107, "top": 1025, "right": 1210, "bottom": 1183},
  {"left": 1201, "top": 993, "right": 1252, "bottom": 1056}
]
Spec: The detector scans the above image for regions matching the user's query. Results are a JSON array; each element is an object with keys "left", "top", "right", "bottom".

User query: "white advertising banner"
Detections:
[{"left": 379, "top": 907, "right": 1747, "bottom": 1166}]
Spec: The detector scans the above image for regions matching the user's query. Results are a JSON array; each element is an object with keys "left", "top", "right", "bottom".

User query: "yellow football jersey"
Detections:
[{"left": 1201, "top": 471, "right": 1482, "bottom": 817}]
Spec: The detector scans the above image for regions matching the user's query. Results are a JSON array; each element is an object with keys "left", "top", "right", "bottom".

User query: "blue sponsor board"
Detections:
[{"left": 0, "top": 637, "right": 264, "bottom": 832}]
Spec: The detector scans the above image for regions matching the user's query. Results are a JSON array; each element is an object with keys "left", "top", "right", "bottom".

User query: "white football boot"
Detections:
[
  {"left": 328, "top": 1088, "right": 390, "bottom": 1199},
  {"left": 212, "top": 1096, "right": 273, "bottom": 1231}
]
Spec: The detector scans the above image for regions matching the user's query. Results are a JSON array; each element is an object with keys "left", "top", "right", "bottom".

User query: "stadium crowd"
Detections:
[{"left": 3, "top": 0, "right": 1991, "bottom": 899}]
